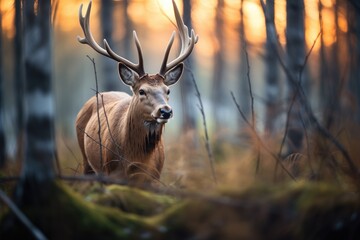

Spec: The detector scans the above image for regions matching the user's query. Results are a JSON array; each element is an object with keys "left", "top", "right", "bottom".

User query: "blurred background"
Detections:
[{"left": 1, "top": 0, "right": 360, "bottom": 186}]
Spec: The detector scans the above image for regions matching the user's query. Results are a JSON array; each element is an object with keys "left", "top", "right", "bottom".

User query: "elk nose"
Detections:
[{"left": 160, "top": 107, "right": 173, "bottom": 119}]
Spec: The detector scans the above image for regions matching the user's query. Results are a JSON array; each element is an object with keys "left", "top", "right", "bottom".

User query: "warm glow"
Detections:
[
  {"left": 321, "top": 0, "right": 333, "bottom": 8},
  {"left": 157, "top": 0, "right": 177, "bottom": 15},
  {"left": 322, "top": 8, "right": 336, "bottom": 46},
  {"left": 192, "top": 0, "right": 217, "bottom": 58},
  {"left": 59, "top": 0, "right": 87, "bottom": 32},
  {"left": 243, "top": 1, "right": 265, "bottom": 45},
  {"left": 338, "top": 12, "right": 348, "bottom": 33},
  {"left": 305, "top": 0, "right": 321, "bottom": 50},
  {"left": 1, "top": 0, "right": 15, "bottom": 38},
  {"left": 0, "top": 0, "right": 348, "bottom": 56},
  {"left": 275, "top": 0, "right": 286, "bottom": 45}
]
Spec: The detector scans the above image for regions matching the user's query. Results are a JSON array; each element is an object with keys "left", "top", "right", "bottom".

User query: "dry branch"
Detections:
[
  {"left": 186, "top": 66, "right": 217, "bottom": 184},
  {"left": 231, "top": 91, "right": 297, "bottom": 181},
  {"left": 86, "top": 56, "right": 103, "bottom": 175},
  {"left": 0, "top": 189, "right": 48, "bottom": 240}
]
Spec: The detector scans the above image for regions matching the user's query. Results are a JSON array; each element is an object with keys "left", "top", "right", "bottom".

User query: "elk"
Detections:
[{"left": 75, "top": 0, "right": 198, "bottom": 184}]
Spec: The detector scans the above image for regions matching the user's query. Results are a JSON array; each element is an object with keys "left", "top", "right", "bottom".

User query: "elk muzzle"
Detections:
[{"left": 153, "top": 105, "right": 173, "bottom": 123}]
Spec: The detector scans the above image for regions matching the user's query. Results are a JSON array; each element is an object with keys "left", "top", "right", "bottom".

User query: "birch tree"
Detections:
[{"left": 16, "top": 0, "right": 56, "bottom": 203}]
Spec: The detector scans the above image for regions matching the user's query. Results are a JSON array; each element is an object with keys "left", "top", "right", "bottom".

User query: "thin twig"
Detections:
[
  {"left": 239, "top": 3, "right": 260, "bottom": 174},
  {"left": 186, "top": 66, "right": 217, "bottom": 183},
  {"left": 231, "top": 91, "right": 296, "bottom": 181},
  {"left": 0, "top": 189, "right": 48, "bottom": 240},
  {"left": 59, "top": 175, "right": 128, "bottom": 186},
  {"left": 86, "top": 56, "right": 103, "bottom": 175}
]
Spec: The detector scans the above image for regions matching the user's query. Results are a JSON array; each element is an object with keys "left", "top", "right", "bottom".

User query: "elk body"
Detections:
[{"left": 75, "top": 0, "right": 198, "bottom": 183}]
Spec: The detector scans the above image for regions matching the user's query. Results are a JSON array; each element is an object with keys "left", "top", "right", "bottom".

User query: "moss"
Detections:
[
  {"left": 1, "top": 181, "right": 359, "bottom": 240},
  {"left": 89, "top": 185, "right": 177, "bottom": 216},
  {"left": 1, "top": 181, "right": 157, "bottom": 240}
]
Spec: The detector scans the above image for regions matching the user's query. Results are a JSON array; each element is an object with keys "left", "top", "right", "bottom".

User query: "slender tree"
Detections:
[
  {"left": 101, "top": 0, "right": 119, "bottom": 91},
  {"left": 14, "top": 0, "right": 25, "bottom": 161},
  {"left": 238, "top": 0, "right": 251, "bottom": 128},
  {"left": 264, "top": 0, "right": 279, "bottom": 134},
  {"left": 0, "top": 6, "right": 5, "bottom": 168},
  {"left": 16, "top": 0, "right": 56, "bottom": 204},
  {"left": 348, "top": 0, "right": 360, "bottom": 122},
  {"left": 122, "top": 0, "right": 132, "bottom": 60},
  {"left": 180, "top": 0, "right": 197, "bottom": 134},
  {"left": 318, "top": 0, "right": 329, "bottom": 111},
  {"left": 324, "top": 0, "right": 341, "bottom": 128},
  {"left": 284, "top": 0, "right": 306, "bottom": 155},
  {"left": 212, "top": 0, "right": 226, "bottom": 133}
]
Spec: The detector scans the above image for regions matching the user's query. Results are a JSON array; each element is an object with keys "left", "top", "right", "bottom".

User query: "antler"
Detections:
[
  {"left": 78, "top": 1, "right": 145, "bottom": 77},
  {"left": 159, "top": 0, "right": 199, "bottom": 76}
]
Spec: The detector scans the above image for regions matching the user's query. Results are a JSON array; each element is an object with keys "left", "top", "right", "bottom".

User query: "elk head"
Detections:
[{"left": 78, "top": 0, "right": 198, "bottom": 124}]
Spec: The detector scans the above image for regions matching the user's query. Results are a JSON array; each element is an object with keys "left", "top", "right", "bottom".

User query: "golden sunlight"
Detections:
[
  {"left": 0, "top": 0, "right": 344, "bottom": 55},
  {"left": 157, "top": 0, "right": 178, "bottom": 14},
  {"left": 1, "top": 0, "right": 15, "bottom": 38},
  {"left": 275, "top": 0, "right": 286, "bottom": 45},
  {"left": 322, "top": 7, "right": 336, "bottom": 46},
  {"left": 243, "top": 1, "right": 265, "bottom": 45},
  {"left": 305, "top": 0, "right": 321, "bottom": 50}
]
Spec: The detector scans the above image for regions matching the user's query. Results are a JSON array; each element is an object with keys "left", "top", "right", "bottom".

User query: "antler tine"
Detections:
[
  {"left": 159, "top": 0, "right": 198, "bottom": 76},
  {"left": 78, "top": 1, "right": 145, "bottom": 76},
  {"left": 104, "top": 33, "right": 145, "bottom": 76},
  {"left": 78, "top": 1, "right": 108, "bottom": 56}
]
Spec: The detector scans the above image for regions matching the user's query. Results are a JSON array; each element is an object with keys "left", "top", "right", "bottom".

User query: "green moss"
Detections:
[
  {"left": 1, "top": 181, "right": 359, "bottom": 240},
  {"left": 1, "top": 182, "right": 157, "bottom": 240},
  {"left": 89, "top": 185, "right": 177, "bottom": 216}
]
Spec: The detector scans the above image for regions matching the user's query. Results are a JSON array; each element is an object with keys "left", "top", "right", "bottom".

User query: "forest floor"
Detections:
[{"left": 1, "top": 179, "right": 359, "bottom": 240}]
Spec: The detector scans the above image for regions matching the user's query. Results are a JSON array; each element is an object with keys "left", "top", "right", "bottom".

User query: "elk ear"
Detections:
[
  {"left": 164, "top": 63, "right": 184, "bottom": 86},
  {"left": 118, "top": 63, "right": 135, "bottom": 86}
]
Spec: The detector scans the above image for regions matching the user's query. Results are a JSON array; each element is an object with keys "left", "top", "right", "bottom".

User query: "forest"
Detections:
[{"left": 0, "top": 0, "right": 360, "bottom": 239}]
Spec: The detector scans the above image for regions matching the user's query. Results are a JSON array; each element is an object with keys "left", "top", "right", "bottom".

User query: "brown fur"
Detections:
[{"left": 75, "top": 75, "right": 172, "bottom": 184}]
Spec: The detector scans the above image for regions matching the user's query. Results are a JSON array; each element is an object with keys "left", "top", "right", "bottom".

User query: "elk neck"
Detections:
[{"left": 123, "top": 98, "right": 164, "bottom": 158}]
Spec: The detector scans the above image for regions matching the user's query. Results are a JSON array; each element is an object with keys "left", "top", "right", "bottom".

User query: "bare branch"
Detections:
[
  {"left": 86, "top": 56, "right": 103, "bottom": 175},
  {"left": 231, "top": 91, "right": 297, "bottom": 181},
  {"left": 186, "top": 65, "right": 217, "bottom": 183},
  {"left": 0, "top": 189, "right": 48, "bottom": 240}
]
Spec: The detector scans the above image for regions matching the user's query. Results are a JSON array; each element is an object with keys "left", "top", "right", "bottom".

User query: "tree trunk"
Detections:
[
  {"left": 212, "top": 0, "right": 226, "bottom": 134},
  {"left": 180, "top": 0, "right": 197, "bottom": 134},
  {"left": 101, "top": 0, "right": 119, "bottom": 91},
  {"left": 324, "top": 0, "right": 341, "bottom": 128},
  {"left": 238, "top": 0, "right": 250, "bottom": 130},
  {"left": 347, "top": 1, "right": 360, "bottom": 123},
  {"left": 14, "top": 0, "right": 25, "bottom": 161},
  {"left": 0, "top": 7, "right": 5, "bottom": 168},
  {"left": 318, "top": 0, "right": 329, "bottom": 112},
  {"left": 264, "top": 0, "right": 279, "bottom": 135},
  {"left": 285, "top": 0, "right": 306, "bottom": 155},
  {"left": 16, "top": 0, "right": 56, "bottom": 204}
]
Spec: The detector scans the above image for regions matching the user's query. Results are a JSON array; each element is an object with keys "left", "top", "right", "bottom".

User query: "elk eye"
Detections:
[
  {"left": 139, "top": 89, "right": 146, "bottom": 96},
  {"left": 167, "top": 89, "right": 170, "bottom": 95}
]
